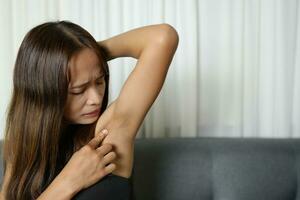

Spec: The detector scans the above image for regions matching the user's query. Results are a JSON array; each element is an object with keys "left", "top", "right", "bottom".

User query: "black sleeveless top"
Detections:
[{"left": 73, "top": 173, "right": 133, "bottom": 200}]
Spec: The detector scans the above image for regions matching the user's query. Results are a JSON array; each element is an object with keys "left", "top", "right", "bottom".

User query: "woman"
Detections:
[{"left": 0, "top": 20, "right": 179, "bottom": 199}]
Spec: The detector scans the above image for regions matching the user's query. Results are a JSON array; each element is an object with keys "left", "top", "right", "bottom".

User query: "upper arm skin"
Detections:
[
  {"left": 112, "top": 24, "right": 179, "bottom": 139},
  {"left": 93, "top": 25, "right": 178, "bottom": 178}
]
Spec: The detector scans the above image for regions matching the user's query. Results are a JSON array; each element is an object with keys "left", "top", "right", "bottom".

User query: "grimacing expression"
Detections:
[{"left": 64, "top": 48, "right": 106, "bottom": 124}]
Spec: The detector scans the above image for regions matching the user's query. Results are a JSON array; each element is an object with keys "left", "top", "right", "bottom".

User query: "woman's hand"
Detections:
[{"left": 57, "top": 130, "right": 117, "bottom": 193}]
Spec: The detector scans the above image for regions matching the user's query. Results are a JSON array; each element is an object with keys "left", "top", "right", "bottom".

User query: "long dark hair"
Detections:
[{"left": 3, "top": 20, "right": 110, "bottom": 199}]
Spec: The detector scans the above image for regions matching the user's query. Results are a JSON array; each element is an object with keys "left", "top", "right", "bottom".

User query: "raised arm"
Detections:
[{"left": 96, "top": 23, "right": 179, "bottom": 139}]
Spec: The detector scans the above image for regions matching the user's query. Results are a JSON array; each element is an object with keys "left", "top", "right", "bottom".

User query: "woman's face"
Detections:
[{"left": 64, "top": 48, "right": 106, "bottom": 124}]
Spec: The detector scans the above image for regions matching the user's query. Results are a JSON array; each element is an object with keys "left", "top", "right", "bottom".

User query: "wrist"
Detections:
[
  {"left": 37, "top": 174, "right": 80, "bottom": 200},
  {"left": 98, "top": 40, "right": 113, "bottom": 62},
  {"left": 53, "top": 173, "right": 82, "bottom": 198}
]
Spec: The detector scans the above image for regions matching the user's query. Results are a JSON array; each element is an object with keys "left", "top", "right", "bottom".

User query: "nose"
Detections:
[{"left": 86, "top": 88, "right": 101, "bottom": 106}]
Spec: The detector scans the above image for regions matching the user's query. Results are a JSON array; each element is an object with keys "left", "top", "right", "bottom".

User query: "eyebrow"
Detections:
[{"left": 70, "top": 74, "right": 105, "bottom": 89}]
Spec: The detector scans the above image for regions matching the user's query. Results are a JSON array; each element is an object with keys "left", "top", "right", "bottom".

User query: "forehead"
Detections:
[{"left": 68, "top": 48, "right": 104, "bottom": 84}]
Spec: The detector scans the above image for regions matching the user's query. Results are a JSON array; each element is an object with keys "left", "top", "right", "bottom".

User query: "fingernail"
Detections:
[{"left": 102, "top": 129, "right": 108, "bottom": 135}]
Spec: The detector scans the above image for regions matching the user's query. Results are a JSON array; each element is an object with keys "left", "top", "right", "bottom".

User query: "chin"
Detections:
[
  {"left": 66, "top": 113, "right": 100, "bottom": 125},
  {"left": 76, "top": 116, "right": 99, "bottom": 124}
]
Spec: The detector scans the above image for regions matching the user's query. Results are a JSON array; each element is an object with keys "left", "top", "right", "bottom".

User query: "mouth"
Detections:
[{"left": 82, "top": 109, "right": 100, "bottom": 117}]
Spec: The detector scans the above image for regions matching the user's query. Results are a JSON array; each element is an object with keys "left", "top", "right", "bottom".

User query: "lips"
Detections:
[{"left": 83, "top": 109, "right": 100, "bottom": 116}]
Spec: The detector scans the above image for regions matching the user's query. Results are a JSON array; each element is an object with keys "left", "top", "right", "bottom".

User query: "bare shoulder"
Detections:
[{"left": 95, "top": 101, "right": 137, "bottom": 179}]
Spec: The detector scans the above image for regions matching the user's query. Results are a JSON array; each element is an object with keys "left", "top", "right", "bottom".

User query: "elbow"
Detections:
[{"left": 156, "top": 23, "right": 179, "bottom": 50}]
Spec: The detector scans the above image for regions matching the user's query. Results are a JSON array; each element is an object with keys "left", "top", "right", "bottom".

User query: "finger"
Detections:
[
  {"left": 102, "top": 152, "right": 117, "bottom": 165},
  {"left": 96, "top": 144, "right": 113, "bottom": 156},
  {"left": 95, "top": 129, "right": 109, "bottom": 137},
  {"left": 87, "top": 132, "right": 108, "bottom": 149},
  {"left": 104, "top": 163, "right": 116, "bottom": 174}
]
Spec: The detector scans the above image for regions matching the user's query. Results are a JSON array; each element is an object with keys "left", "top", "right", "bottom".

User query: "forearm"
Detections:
[
  {"left": 97, "top": 23, "right": 176, "bottom": 61},
  {"left": 37, "top": 175, "right": 80, "bottom": 200}
]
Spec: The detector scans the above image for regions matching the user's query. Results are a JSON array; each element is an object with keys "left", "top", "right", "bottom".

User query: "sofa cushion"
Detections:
[{"left": 131, "top": 137, "right": 300, "bottom": 200}]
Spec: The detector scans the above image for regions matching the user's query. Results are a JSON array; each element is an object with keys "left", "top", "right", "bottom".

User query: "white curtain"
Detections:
[{"left": 0, "top": 0, "right": 299, "bottom": 139}]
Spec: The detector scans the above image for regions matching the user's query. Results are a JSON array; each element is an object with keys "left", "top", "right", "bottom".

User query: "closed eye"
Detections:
[{"left": 70, "top": 90, "right": 84, "bottom": 95}]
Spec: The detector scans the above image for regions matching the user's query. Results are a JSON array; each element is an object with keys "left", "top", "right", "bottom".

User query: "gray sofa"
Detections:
[
  {"left": 131, "top": 137, "right": 300, "bottom": 200},
  {"left": 1, "top": 137, "right": 300, "bottom": 200}
]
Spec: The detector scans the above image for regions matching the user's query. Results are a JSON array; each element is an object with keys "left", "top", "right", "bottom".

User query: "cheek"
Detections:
[{"left": 64, "top": 96, "right": 84, "bottom": 118}]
